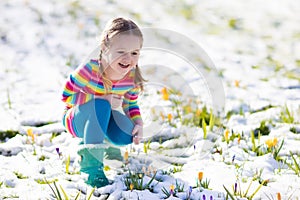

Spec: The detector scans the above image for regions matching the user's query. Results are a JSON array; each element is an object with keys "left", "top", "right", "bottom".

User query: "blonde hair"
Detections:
[{"left": 98, "top": 17, "right": 146, "bottom": 92}]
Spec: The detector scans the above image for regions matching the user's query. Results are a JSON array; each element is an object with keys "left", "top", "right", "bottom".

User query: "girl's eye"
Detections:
[
  {"left": 117, "top": 51, "right": 125, "bottom": 54},
  {"left": 131, "top": 52, "right": 139, "bottom": 56}
]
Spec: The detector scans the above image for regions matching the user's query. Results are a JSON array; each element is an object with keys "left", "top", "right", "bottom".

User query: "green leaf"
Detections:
[
  {"left": 202, "top": 118, "right": 207, "bottom": 139},
  {"left": 223, "top": 185, "right": 236, "bottom": 200},
  {"left": 87, "top": 187, "right": 95, "bottom": 200},
  {"left": 53, "top": 182, "right": 63, "bottom": 200},
  {"left": 59, "top": 185, "right": 69, "bottom": 200},
  {"left": 74, "top": 191, "right": 81, "bottom": 200}
]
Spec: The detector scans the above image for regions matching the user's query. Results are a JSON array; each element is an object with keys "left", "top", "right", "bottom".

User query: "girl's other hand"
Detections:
[{"left": 132, "top": 124, "right": 143, "bottom": 145}]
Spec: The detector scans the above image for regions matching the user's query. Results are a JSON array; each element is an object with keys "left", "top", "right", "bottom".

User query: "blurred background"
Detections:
[{"left": 1, "top": 0, "right": 299, "bottom": 133}]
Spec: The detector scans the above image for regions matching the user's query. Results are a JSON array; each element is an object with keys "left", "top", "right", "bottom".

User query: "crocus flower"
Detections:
[
  {"left": 232, "top": 155, "right": 236, "bottom": 163},
  {"left": 234, "top": 182, "right": 238, "bottom": 194},
  {"left": 198, "top": 171, "right": 203, "bottom": 182},
  {"left": 224, "top": 129, "right": 229, "bottom": 142},
  {"left": 55, "top": 147, "right": 62, "bottom": 158},
  {"left": 138, "top": 172, "right": 144, "bottom": 179},
  {"left": 161, "top": 87, "right": 169, "bottom": 100},
  {"left": 170, "top": 184, "right": 175, "bottom": 196},
  {"left": 130, "top": 183, "right": 134, "bottom": 191},
  {"left": 277, "top": 192, "right": 281, "bottom": 200},
  {"left": 188, "top": 186, "right": 192, "bottom": 194},
  {"left": 265, "top": 137, "right": 278, "bottom": 148},
  {"left": 27, "top": 128, "right": 35, "bottom": 142},
  {"left": 234, "top": 80, "right": 240, "bottom": 87},
  {"left": 167, "top": 113, "right": 172, "bottom": 122},
  {"left": 124, "top": 150, "right": 129, "bottom": 162}
]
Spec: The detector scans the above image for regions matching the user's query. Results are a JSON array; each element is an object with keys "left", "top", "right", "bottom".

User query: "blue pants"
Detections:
[{"left": 72, "top": 99, "right": 134, "bottom": 145}]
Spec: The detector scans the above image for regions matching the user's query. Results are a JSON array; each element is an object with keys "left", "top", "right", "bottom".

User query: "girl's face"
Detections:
[{"left": 102, "top": 34, "right": 142, "bottom": 80}]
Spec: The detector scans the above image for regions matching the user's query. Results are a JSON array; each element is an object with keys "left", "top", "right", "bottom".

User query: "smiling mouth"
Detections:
[{"left": 119, "top": 63, "right": 130, "bottom": 68}]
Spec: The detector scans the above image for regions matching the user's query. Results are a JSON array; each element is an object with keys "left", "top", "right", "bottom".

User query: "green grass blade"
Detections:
[
  {"left": 290, "top": 151, "right": 300, "bottom": 174},
  {"left": 87, "top": 187, "right": 95, "bottom": 200},
  {"left": 74, "top": 191, "right": 81, "bottom": 200},
  {"left": 249, "top": 180, "right": 266, "bottom": 200},
  {"left": 45, "top": 179, "right": 59, "bottom": 199},
  {"left": 53, "top": 181, "right": 62, "bottom": 200},
  {"left": 59, "top": 185, "right": 69, "bottom": 200},
  {"left": 223, "top": 185, "right": 236, "bottom": 200}
]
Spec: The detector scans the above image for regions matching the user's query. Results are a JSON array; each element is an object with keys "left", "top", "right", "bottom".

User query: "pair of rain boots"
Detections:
[{"left": 77, "top": 144, "right": 123, "bottom": 188}]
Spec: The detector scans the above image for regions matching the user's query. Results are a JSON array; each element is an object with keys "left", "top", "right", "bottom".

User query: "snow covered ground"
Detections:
[{"left": 1, "top": 0, "right": 300, "bottom": 199}]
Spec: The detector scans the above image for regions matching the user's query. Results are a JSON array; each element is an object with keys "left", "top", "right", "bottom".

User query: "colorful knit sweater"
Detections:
[{"left": 61, "top": 59, "right": 142, "bottom": 124}]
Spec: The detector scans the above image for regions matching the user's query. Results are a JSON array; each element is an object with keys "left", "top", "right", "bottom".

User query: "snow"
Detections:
[{"left": 1, "top": 0, "right": 300, "bottom": 199}]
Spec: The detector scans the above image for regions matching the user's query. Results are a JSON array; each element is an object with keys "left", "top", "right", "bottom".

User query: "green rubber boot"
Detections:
[
  {"left": 104, "top": 146, "right": 123, "bottom": 161},
  {"left": 77, "top": 145, "right": 109, "bottom": 188}
]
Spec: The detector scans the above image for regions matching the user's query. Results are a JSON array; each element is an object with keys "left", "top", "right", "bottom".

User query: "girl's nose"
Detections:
[{"left": 122, "top": 52, "right": 131, "bottom": 60}]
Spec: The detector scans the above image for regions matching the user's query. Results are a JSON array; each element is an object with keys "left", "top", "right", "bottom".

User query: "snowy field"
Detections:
[{"left": 1, "top": 0, "right": 300, "bottom": 199}]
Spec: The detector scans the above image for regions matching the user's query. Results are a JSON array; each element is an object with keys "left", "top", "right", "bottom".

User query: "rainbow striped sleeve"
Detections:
[
  {"left": 61, "top": 63, "right": 94, "bottom": 106},
  {"left": 122, "top": 87, "right": 142, "bottom": 124}
]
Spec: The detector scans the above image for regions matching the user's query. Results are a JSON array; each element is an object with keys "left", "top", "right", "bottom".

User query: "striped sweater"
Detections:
[{"left": 61, "top": 59, "right": 142, "bottom": 124}]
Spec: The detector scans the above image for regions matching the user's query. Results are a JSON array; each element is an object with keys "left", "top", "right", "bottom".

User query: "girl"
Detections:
[{"left": 61, "top": 17, "right": 145, "bottom": 188}]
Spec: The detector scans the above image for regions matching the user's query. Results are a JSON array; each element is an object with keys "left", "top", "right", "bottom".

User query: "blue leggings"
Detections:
[{"left": 72, "top": 99, "right": 134, "bottom": 145}]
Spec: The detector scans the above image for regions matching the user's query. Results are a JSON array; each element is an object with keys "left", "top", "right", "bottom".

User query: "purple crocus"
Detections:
[
  {"left": 202, "top": 194, "right": 206, "bottom": 200},
  {"left": 189, "top": 186, "right": 192, "bottom": 194},
  {"left": 56, "top": 147, "right": 62, "bottom": 158},
  {"left": 234, "top": 182, "right": 238, "bottom": 194}
]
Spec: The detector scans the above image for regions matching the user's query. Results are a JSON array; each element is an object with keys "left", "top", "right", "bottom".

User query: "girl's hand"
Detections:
[
  {"left": 95, "top": 94, "right": 123, "bottom": 109},
  {"left": 132, "top": 124, "right": 143, "bottom": 145}
]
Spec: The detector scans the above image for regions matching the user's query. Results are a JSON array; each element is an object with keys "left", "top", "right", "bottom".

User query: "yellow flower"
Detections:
[
  {"left": 198, "top": 171, "right": 203, "bottom": 181},
  {"left": 161, "top": 87, "right": 169, "bottom": 100},
  {"left": 27, "top": 128, "right": 35, "bottom": 142},
  {"left": 277, "top": 192, "right": 281, "bottom": 200},
  {"left": 224, "top": 129, "right": 229, "bottom": 142},
  {"left": 265, "top": 137, "right": 278, "bottom": 148},
  {"left": 124, "top": 150, "right": 129, "bottom": 161},
  {"left": 160, "top": 111, "right": 165, "bottom": 121},
  {"left": 184, "top": 105, "right": 192, "bottom": 114},
  {"left": 167, "top": 113, "right": 172, "bottom": 122},
  {"left": 234, "top": 80, "right": 240, "bottom": 87},
  {"left": 130, "top": 183, "right": 134, "bottom": 191},
  {"left": 195, "top": 109, "right": 201, "bottom": 117},
  {"left": 170, "top": 184, "right": 175, "bottom": 191}
]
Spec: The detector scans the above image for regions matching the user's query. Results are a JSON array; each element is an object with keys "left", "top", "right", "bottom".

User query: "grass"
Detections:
[
  {"left": 0, "top": 130, "right": 19, "bottom": 141},
  {"left": 123, "top": 168, "right": 158, "bottom": 191},
  {"left": 161, "top": 179, "right": 185, "bottom": 199},
  {"left": 13, "top": 171, "right": 28, "bottom": 179},
  {"left": 280, "top": 104, "right": 295, "bottom": 124},
  {"left": 46, "top": 179, "right": 95, "bottom": 200},
  {"left": 285, "top": 151, "right": 300, "bottom": 176},
  {"left": 254, "top": 120, "right": 270, "bottom": 137},
  {"left": 223, "top": 179, "right": 266, "bottom": 200}
]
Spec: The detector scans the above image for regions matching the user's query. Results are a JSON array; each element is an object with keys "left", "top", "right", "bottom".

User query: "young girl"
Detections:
[{"left": 61, "top": 17, "right": 145, "bottom": 188}]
